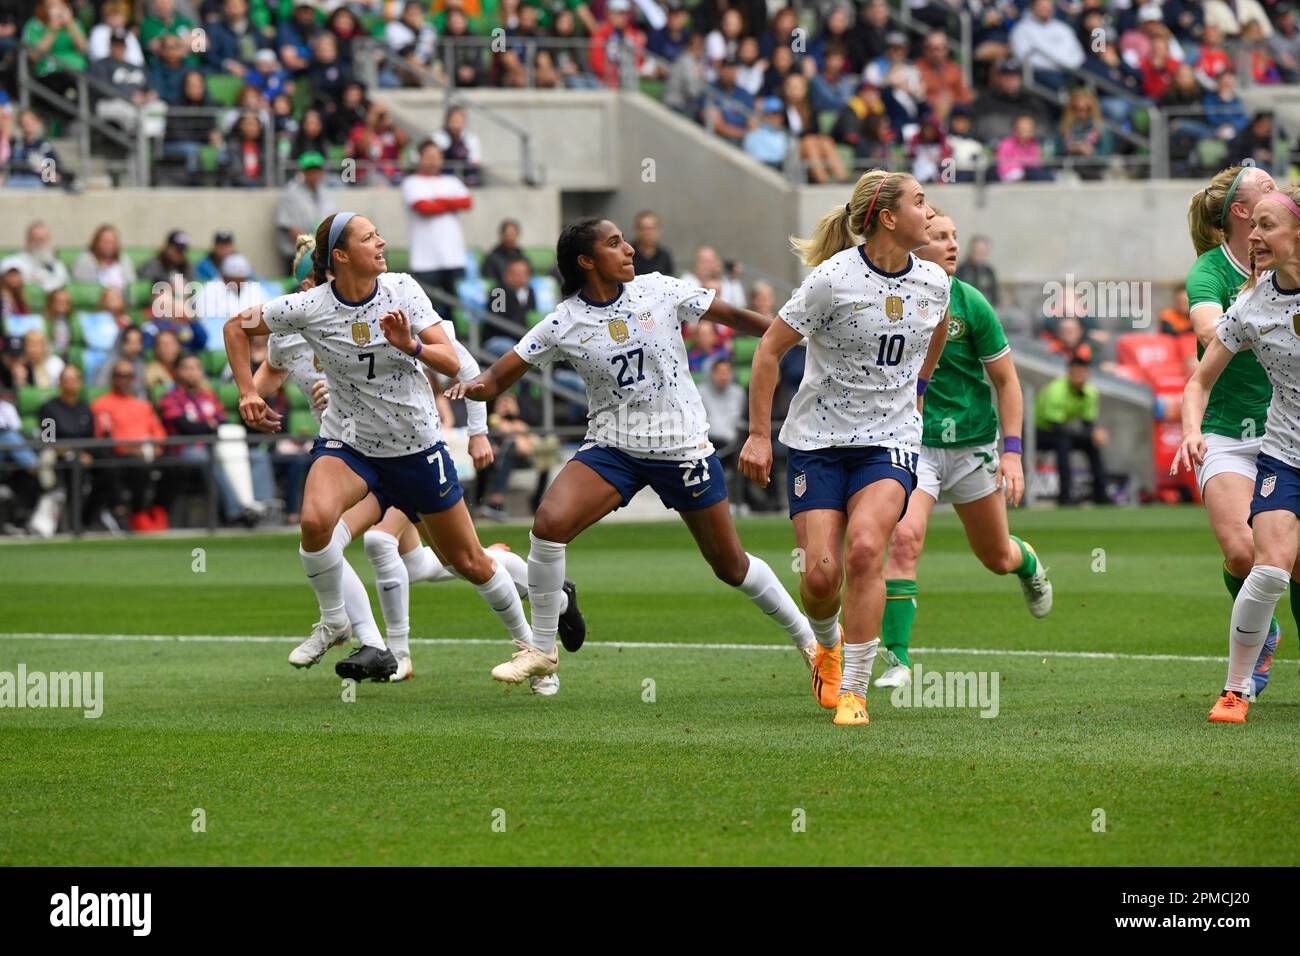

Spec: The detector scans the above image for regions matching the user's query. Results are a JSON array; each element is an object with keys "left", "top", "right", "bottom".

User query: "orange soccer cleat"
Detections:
[
  {"left": 1208, "top": 690, "right": 1249, "bottom": 724},
  {"left": 832, "top": 691, "right": 869, "bottom": 726},
  {"left": 811, "top": 629, "right": 844, "bottom": 709}
]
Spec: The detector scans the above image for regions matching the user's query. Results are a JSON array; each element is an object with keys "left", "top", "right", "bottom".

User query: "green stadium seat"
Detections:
[
  {"left": 288, "top": 409, "right": 319, "bottom": 436},
  {"left": 87, "top": 386, "right": 108, "bottom": 403},
  {"left": 383, "top": 248, "right": 410, "bottom": 272},
  {"left": 327, "top": 144, "right": 347, "bottom": 169},
  {"left": 128, "top": 279, "right": 155, "bottom": 309},
  {"left": 1132, "top": 108, "right": 1150, "bottom": 136},
  {"left": 285, "top": 381, "right": 309, "bottom": 410},
  {"left": 149, "top": 381, "right": 171, "bottom": 405},
  {"left": 524, "top": 245, "right": 556, "bottom": 276},
  {"left": 526, "top": 309, "right": 545, "bottom": 328},
  {"left": 731, "top": 337, "right": 758, "bottom": 365},
  {"left": 57, "top": 248, "right": 81, "bottom": 270},
  {"left": 20, "top": 414, "right": 38, "bottom": 436},
  {"left": 69, "top": 282, "right": 103, "bottom": 310},
  {"left": 202, "top": 350, "right": 228, "bottom": 378},
  {"left": 638, "top": 78, "right": 665, "bottom": 100},
  {"left": 126, "top": 247, "right": 156, "bottom": 269},
  {"left": 18, "top": 386, "right": 58, "bottom": 415},
  {"left": 735, "top": 366, "right": 751, "bottom": 389},
  {"left": 819, "top": 110, "right": 837, "bottom": 135},
  {"left": 23, "top": 284, "right": 47, "bottom": 312},
  {"left": 206, "top": 74, "right": 244, "bottom": 106},
  {"left": 66, "top": 345, "right": 85, "bottom": 370},
  {"left": 1197, "top": 138, "right": 1228, "bottom": 170},
  {"left": 217, "top": 381, "right": 242, "bottom": 412},
  {"left": 199, "top": 145, "right": 223, "bottom": 173}
]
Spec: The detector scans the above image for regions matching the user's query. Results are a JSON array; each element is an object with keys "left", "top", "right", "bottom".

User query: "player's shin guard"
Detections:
[
  {"left": 738, "top": 553, "right": 815, "bottom": 648},
  {"left": 340, "top": 559, "right": 384, "bottom": 649},
  {"left": 477, "top": 556, "right": 534, "bottom": 647},
  {"left": 840, "top": 638, "right": 880, "bottom": 697},
  {"left": 882, "top": 579, "right": 918, "bottom": 667},
  {"left": 401, "top": 544, "right": 447, "bottom": 584},
  {"left": 492, "top": 547, "right": 532, "bottom": 600},
  {"left": 1225, "top": 563, "right": 1280, "bottom": 660},
  {"left": 300, "top": 523, "right": 349, "bottom": 628},
  {"left": 364, "top": 530, "right": 410, "bottom": 656},
  {"left": 527, "top": 533, "right": 566, "bottom": 656},
  {"left": 1227, "top": 565, "right": 1289, "bottom": 694}
]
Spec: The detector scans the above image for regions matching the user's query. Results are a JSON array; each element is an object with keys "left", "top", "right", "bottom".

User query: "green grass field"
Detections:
[{"left": 2, "top": 506, "right": 1298, "bottom": 866}]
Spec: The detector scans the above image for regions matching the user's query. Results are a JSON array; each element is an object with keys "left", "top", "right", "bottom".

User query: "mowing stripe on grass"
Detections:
[{"left": 0, "top": 631, "right": 1246, "bottom": 664}]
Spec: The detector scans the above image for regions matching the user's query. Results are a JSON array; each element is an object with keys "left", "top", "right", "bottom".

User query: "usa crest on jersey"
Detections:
[
  {"left": 793, "top": 470, "right": 807, "bottom": 498},
  {"left": 1261, "top": 474, "right": 1277, "bottom": 497},
  {"left": 638, "top": 310, "right": 655, "bottom": 331}
]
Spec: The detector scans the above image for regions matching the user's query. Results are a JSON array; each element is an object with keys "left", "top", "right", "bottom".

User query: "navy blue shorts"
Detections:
[
  {"left": 787, "top": 445, "right": 918, "bottom": 518},
  {"left": 1249, "top": 453, "right": 1300, "bottom": 525},
  {"left": 310, "top": 438, "right": 464, "bottom": 522},
  {"left": 573, "top": 443, "right": 727, "bottom": 512}
]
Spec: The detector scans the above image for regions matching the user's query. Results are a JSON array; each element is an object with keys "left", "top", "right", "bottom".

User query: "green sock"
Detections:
[
  {"left": 882, "top": 579, "right": 918, "bottom": 667},
  {"left": 1289, "top": 579, "right": 1300, "bottom": 634},
  {"left": 1009, "top": 535, "right": 1038, "bottom": 579},
  {"left": 1226, "top": 565, "right": 1280, "bottom": 637}
]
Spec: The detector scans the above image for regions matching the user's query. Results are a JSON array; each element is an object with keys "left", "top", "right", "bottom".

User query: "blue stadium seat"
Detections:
[
  {"left": 456, "top": 277, "right": 487, "bottom": 310},
  {"left": 76, "top": 311, "right": 121, "bottom": 352},
  {"left": 200, "top": 316, "right": 228, "bottom": 351},
  {"left": 81, "top": 348, "right": 110, "bottom": 383},
  {"left": 4, "top": 314, "right": 47, "bottom": 340},
  {"left": 530, "top": 276, "right": 559, "bottom": 313}
]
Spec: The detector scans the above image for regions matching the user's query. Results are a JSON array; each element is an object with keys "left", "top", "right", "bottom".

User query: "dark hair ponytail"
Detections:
[
  {"left": 556, "top": 217, "right": 606, "bottom": 299},
  {"left": 313, "top": 213, "right": 352, "bottom": 286}
]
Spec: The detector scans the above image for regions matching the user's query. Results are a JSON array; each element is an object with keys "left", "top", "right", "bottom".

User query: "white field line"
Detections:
[{"left": 0, "top": 632, "right": 1242, "bottom": 664}]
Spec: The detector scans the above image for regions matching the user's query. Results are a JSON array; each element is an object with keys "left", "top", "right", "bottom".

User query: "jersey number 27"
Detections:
[{"left": 611, "top": 348, "right": 646, "bottom": 388}]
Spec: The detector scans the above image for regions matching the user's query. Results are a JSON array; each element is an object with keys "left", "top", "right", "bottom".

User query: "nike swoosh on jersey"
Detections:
[
  {"left": 578, "top": 334, "right": 596, "bottom": 344},
  {"left": 692, "top": 489, "right": 707, "bottom": 497},
  {"left": 439, "top": 486, "right": 453, "bottom": 497}
]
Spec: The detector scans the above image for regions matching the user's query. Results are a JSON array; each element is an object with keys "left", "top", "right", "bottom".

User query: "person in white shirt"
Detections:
[
  {"left": 226, "top": 211, "right": 537, "bottom": 684},
  {"left": 447, "top": 217, "right": 818, "bottom": 693},
  {"left": 88, "top": 0, "right": 146, "bottom": 65},
  {"left": 1176, "top": 186, "right": 1300, "bottom": 724},
  {"left": 13, "top": 221, "right": 70, "bottom": 293},
  {"left": 1205, "top": 0, "right": 1274, "bottom": 39},
  {"left": 401, "top": 141, "right": 472, "bottom": 318},
  {"left": 680, "top": 245, "right": 746, "bottom": 308},
  {"left": 1009, "top": 0, "right": 1085, "bottom": 90},
  {"left": 740, "top": 170, "right": 950, "bottom": 727}
]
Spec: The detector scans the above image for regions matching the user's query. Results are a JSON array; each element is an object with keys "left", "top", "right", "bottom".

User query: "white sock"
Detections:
[
  {"left": 840, "top": 638, "right": 880, "bottom": 697},
  {"left": 401, "top": 545, "right": 449, "bottom": 584},
  {"left": 340, "top": 559, "right": 384, "bottom": 649},
  {"left": 492, "top": 547, "right": 534, "bottom": 601},
  {"left": 364, "top": 530, "right": 410, "bottom": 656},
  {"left": 300, "top": 528, "right": 348, "bottom": 629},
  {"left": 1226, "top": 565, "right": 1288, "bottom": 694},
  {"left": 810, "top": 612, "right": 841, "bottom": 649},
  {"left": 477, "top": 556, "right": 534, "bottom": 648},
  {"left": 527, "top": 533, "right": 566, "bottom": 655},
  {"left": 738, "top": 554, "right": 815, "bottom": 648}
]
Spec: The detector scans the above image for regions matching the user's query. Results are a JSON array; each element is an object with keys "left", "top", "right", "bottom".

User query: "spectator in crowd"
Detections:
[
  {"left": 442, "top": 9, "right": 485, "bottom": 88},
  {"left": 972, "top": 59, "right": 1047, "bottom": 146},
  {"left": 326, "top": 7, "right": 362, "bottom": 68},
  {"left": 383, "top": 0, "right": 436, "bottom": 84},
  {"left": 248, "top": 48, "right": 292, "bottom": 100},
  {"left": 12, "top": 221, "right": 69, "bottom": 293},
  {"left": 146, "top": 328, "right": 183, "bottom": 392},
  {"left": 1009, "top": 0, "right": 1084, "bottom": 91},
  {"left": 743, "top": 95, "right": 792, "bottom": 169},
  {"left": 161, "top": 353, "right": 261, "bottom": 526},
  {"left": 704, "top": 56, "right": 753, "bottom": 147},
  {"left": 139, "top": 230, "right": 195, "bottom": 285},
  {"left": 649, "top": 0, "right": 692, "bottom": 64},
  {"left": 1270, "top": 4, "right": 1300, "bottom": 82},
  {"left": 278, "top": 0, "right": 321, "bottom": 74},
  {"left": 88, "top": 1, "right": 144, "bottom": 65},
  {"left": 348, "top": 100, "right": 408, "bottom": 185},
  {"left": 290, "top": 107, "right": 328, "bottom": 159},
  {"left": 590, "top": 0, "right": 645, "bottom": 88},
  {"left": 732, "top": 36, "right": 765, "bottom": 96},
  {"left": 632, "top": 210, "right": 674, "bottom": 277},
  {"left": 17, "top": 328, "right": 64, "bottom": 388},
  {"left": 308, "top": 31, "right": 351, "bottom": 106},
  {"left": 37, "top": 364, "right": 107, "bottom": 531},
  {"left": 142, "top": 0, "right": 196, "bottom": 59},
  {"left": 1058, "top": 87, "right": 1111, "bottom": 181},
  {"left": 274, "top": 151, "right": 336, "bottom": 272},
  {"left": 92, "top": 358, "right": 168, "bottom": 531},
  {"left": 956, "top": 234, "right": 1000, "bottom": 307},
  {"left": 1204, "top": 0, "right": 1273, "bottom": 38},
  {"left": 477, "top": 391, "right": 534, "bottom": 521},
  {"left": 403, "top": 140, "right": 472, "bottom": 315},
  {"left": 1231, "top": 111, "right": 1277, "bottom": 173},
  {"left": 225, "top": 110, "right": 268, "bottom": 187},
  {"left": 1159, "top": 285, "right": 1192, "bottom": 336},
  {"left": 486, "top": 256, "right": 535, "bottom": 338},
  {"left": 945, "top": 105, "right": 983, "bottom": 181},
  {"left": 149, "top": 33, "right": 192, "bottom": 105},
  {"left": 95, "top": 325, "right": 149, "bottom": 396},
  {"left": 1161, "top": 64, "right": 1211, "bottom": 171},
  {"left": 482, "top": 219, "right": 527, "bottom": 284},
  {"left": 7, "top": 108, "right": 71, "bottom": 189},
  {"left": 758, "top": 42, "right": 795, "bottom": 99},
  {"left": 705, "top": 6, "right": 745, "bottom": 70},
  {"left": 1138, "top": 30, "right": 1179, "bottom": 101},
  {"left": 196, "top": 253, "right": 255, "bottom": 323},
  {"left": 0, "top": 391, "right": 43, "bottom": 528},
  {"left": 916, "top": 30, "right": 971, "bottom": 120},
  {"left": 698, "top": 354, "right": 746, "bottom": 478},
  {"left": 196, "top": 230, "right": 236, "bottom": 281},
  {"left": 221, "top": 83, "right": 271, "bottom": 136},
  {"left": 865, "top": 31, "right": 923, "bottom": 101},
  {"left": 1163, "top": 0, "right": 1205, "bottom": 44},
  {"left": 162, "top": 70, "right": 221, "bottom": 182},
  {"left": 1042, "top": 314, "right": 1095, "bottom": 365},
  {"left": 1121, "top": 6, "right": 1187, "bottom": 71},
  {"left": 206, "top": 0, "right": 270, "bottom": 79},
  {"left": 853, "top": 0, "right": 892, "bottom": 66},
  {"left": 43, "top": 287, "right": 74, "bottom": 356},
  {"left": 687, "top": 318, "right": 730, "bottom": 374},
  {"left": 1034, "top": 356, "right": 1109, "bottom": 506},
  {"left": 143, "top": 282, "right": 207, "bottom": 352},
  {"left": 811, "top": 3, "right": 856, "bottom": 69},
  {"left": 0, "top": 259, "right": 29, "bottom": 318},
  {"left": 664, "top": 30, "right": 707, "bottom": 114},
  {"left": 1082, "top": 28, "right": 1144, "bottom": 131},
  {"left": 681, "top": 245, "right": 745, "bottom": 308},
  {"left": 90, "top": 30, "right": 169, "bottom": 140},
  {"left": 21, "top": 0, "right": 89, "bottom": 100},
  {"left": 831, "top": 80, "right": 893, "bottom": 166},
  {"left": 1194, "top": 23, "right": 1231, "bottom": 90},
  {"left": 996, "top": 113, "right": 1051, "bottom": 183},
  {"left": 1204, "top": 71, "right": 1249, "bottom": 145},
  {"left": 324, "top": 79, "right": 367, "bottom": 143},
  {"left": 99, "top": 286, "right": 135, "bottom": 332},
  {"left": 73, "top": 225, "right": 136, "bottom": 290},
  {"left": 907, "top": 114, "right": 950, "bottom": 183},
  {"left": 1240, "top": 19, "right": 1281, "bottom": 85},
  {"left": 782, "top": 72, "right": 848, "bottom": 184},
  {"left": 809, "top": 46, "right": 856, "bottom": 115},
  {"left": 431, "top": 105, "right": 482, "bottom": 186}
]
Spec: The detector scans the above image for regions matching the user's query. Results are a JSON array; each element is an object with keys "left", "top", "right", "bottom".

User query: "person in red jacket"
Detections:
[
  {"left": 92, "top": 359, "right": 168, "bottom": 532},
  {"left": 401, "top": 139, "right": 473, "bottom": 319},
  {"left": 589, "top": 0, "right": 645, "bottom": 88}
]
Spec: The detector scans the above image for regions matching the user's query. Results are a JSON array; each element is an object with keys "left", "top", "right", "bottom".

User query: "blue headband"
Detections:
[{"left": 327, "top": 212, "right": 357, "bottom": 260}]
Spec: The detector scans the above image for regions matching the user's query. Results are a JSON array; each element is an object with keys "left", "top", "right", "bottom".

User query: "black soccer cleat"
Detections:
[
  {"left": 557, "top": 579, "right": 586, "bottom": 653},
  {"left": 335, "top": 645, "right": 399, "bottom": 683}
]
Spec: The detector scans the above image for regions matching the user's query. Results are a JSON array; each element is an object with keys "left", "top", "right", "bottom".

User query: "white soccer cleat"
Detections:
[
  {"left": 1020, "top": 566, "right": 1054, "bottom": 619},
  {"left": 390, "top": 652, "right": 413, "bottom": 682},
  {"left": 799, "top": 642, "right": 817, "bottom": 671},
  {"left": 874, "top": 663, "right": 913, "bottom": 689},
  {"left": 491, "top": 640, "right": 558, "bottom": 684},
  {"left": 289, "top": 619, "right": 351, "bottom": 668},
  {"left": 530, "top": 673, "right": 560, "bottom": 696}
]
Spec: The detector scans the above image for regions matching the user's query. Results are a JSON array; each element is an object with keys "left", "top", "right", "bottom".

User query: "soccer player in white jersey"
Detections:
[
  {"left": 1174, "top": 185, "right": 1300, "bottom": 724},
  {"left": 446, "top": 218, "right": 822, "bottom": 690},
  {"left": 224, "top": 212, "right": 536, "bottom": 683},
  {"left": 740, "top": 170, "right": 950, "bottom": 726}
]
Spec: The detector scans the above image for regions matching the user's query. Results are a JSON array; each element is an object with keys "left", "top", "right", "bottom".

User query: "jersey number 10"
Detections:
[{"left": 876, "top": 334, "right": 905, "bottom": 367}]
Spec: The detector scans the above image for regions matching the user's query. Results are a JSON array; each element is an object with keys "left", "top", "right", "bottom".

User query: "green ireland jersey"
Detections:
[
  {"left": 922, "top": 277, "right": 1010, "bottom": 447},
  {"left": 1186, "top": 244, "right": 1271, "bottom": 439}
]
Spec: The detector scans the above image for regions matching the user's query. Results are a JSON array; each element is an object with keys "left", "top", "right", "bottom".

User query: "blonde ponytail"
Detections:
[
  {"left": 789, "top": 170, "right": 914, "bottom": 268},
  {"left": 1189, "top": 165, "right": 1250, "bottom": 257}
]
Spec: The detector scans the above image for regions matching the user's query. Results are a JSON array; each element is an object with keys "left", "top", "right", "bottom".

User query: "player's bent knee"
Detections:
[
  {"left": 802, "top": 560, "right": 842, "bottom": 601},
  {"left": 531, "top": 509, "right": 573, "bottom": 545},
  {"left": 711, "top": 554, "right": 748, "bottom": 588},
  {"left": 299, "top": 508, "right": 338, "bottom": 548},
  {"left": 449, "top": 548, "right": 493, "bottom": 584},
  {"left": 1224, "top": 546, "right": 1255, "bottom": 580},
  {"left": 844, "top": 537, "right": 885, "bottom": 579},
  {"left": 362, "top": 529, "right": 399, "bottom": 563},
  {"left": 889, "top": 524, "right": 924, "bottom": 568}
]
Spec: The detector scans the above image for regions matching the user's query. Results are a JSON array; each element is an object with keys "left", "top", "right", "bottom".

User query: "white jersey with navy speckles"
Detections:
[
  {"left": 778, "top": 246, "right": 949, "bottom": 453},
  {"left": 1216, "top": 272, "right": 1300, "bottom": 467},
  {"left": 261, "top": 272, "right": 442, "bottom": 457},
  {"left": 513, "top": 272, "right": 716, "bottom": 461},
  {"left": 268, "top": 332, "right": 325, "bottom": 422}
]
